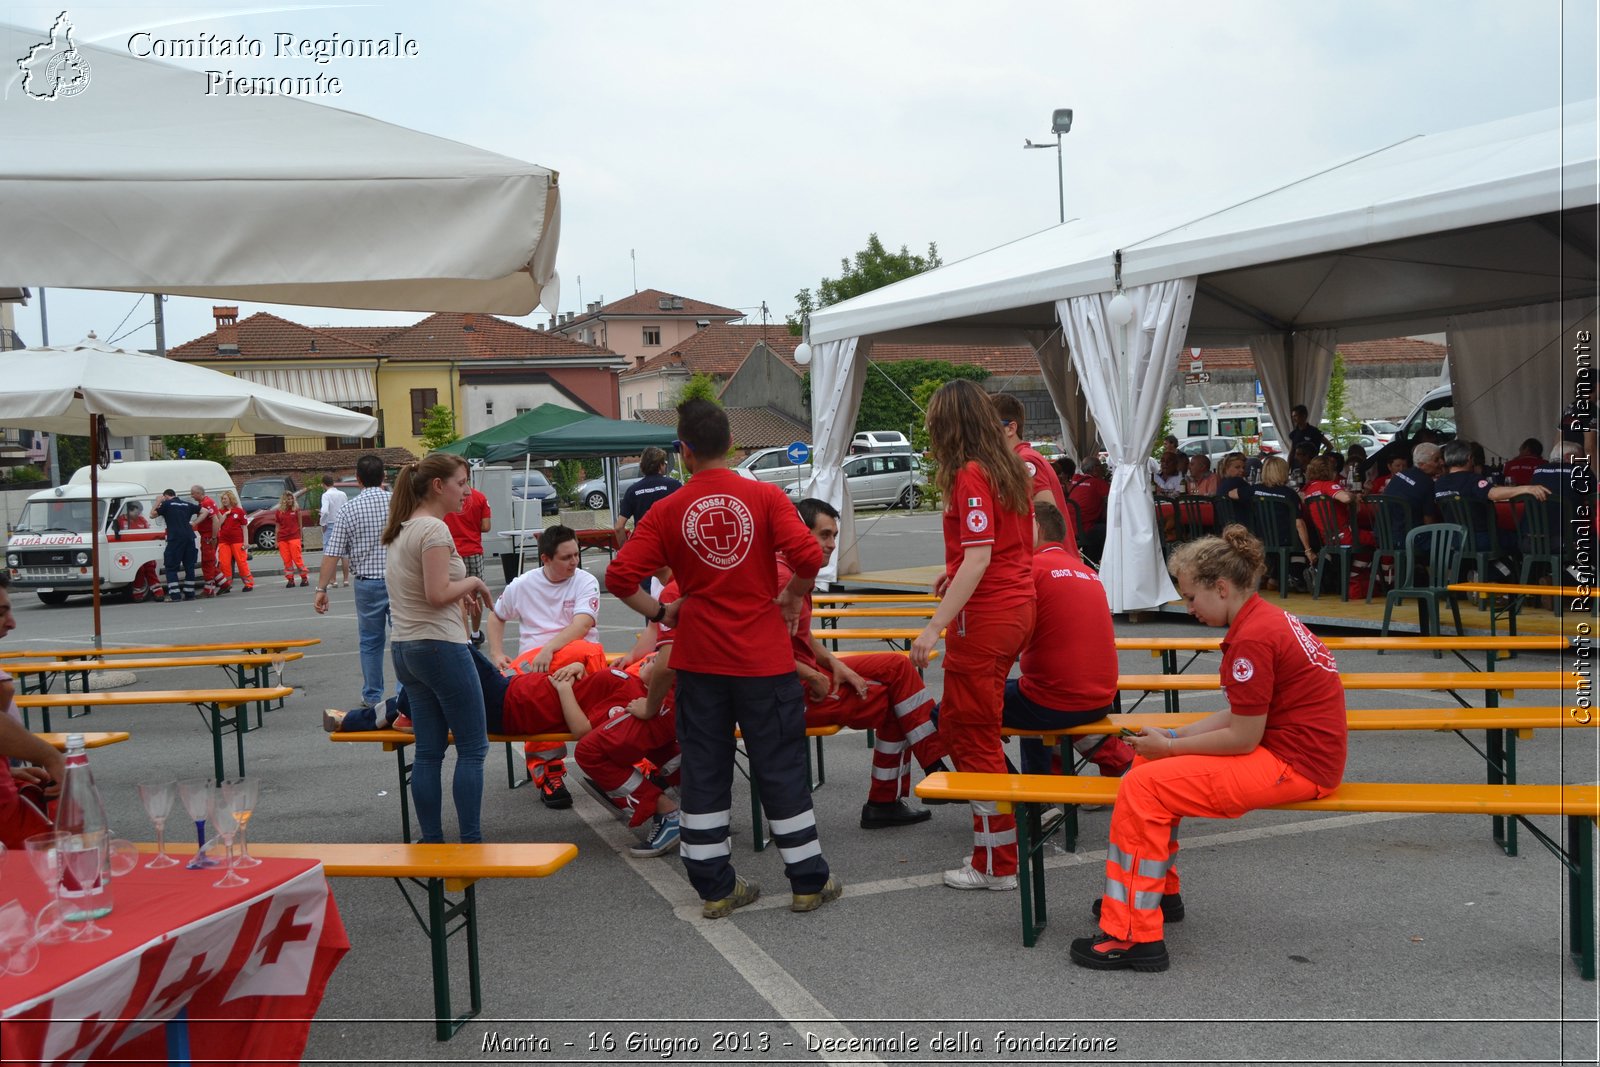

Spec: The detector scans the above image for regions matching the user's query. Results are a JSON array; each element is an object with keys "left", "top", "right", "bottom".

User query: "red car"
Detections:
[{"left": 246, "top": 479, "right": 358, "bottom": 550}]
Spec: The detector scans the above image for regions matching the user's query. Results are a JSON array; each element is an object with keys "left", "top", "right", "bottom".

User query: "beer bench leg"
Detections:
[
  {"left": 1569, "top": 816, "right": 1596, "bottom": 981},
  {"left": 394, "top": 876, "right": 482, "bottom": 1041},
  {"left": 395, "top": 745, "right": 414, "bottom": 843}
]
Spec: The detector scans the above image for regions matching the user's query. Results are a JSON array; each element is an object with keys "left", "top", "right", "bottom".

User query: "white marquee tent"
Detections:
[
  {"left": 809, "top": 101, "right": 1598, "bottom": 610},
  {"left": 0, "top": 20, "right": 561, "bottom": 315}
]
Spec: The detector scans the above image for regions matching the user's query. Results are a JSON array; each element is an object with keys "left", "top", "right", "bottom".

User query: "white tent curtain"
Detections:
[
  {"left": 1056, "top": 277, "right": 1196, "bottom": 612},
  {"left": 1250, "top": 329, "right": 1339, "bottom": 435},
  {"left": 807, "top": 336, "right": 870, "bottom": 582},
  {"left": 1447, "top": 300, "right": 1597, "bottom": 461},
  {"left": 1030, "top": 328, "right": 1097, "bottom": 462}
]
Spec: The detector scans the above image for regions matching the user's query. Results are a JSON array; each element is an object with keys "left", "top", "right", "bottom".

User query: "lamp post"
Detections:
[{"left": 1023, "top": 108, "right": 1073, "bottom": 224}]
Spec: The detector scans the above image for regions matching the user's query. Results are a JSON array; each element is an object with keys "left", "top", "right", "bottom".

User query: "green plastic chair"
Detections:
[
  {"left": 1381, "top": 523, "right": 1467, "bottom": 652},
  {"left": 1172, "top": 496, "right": 1213, "bottom": 542},
  {"left": 1212, "top": 494, "right": 1251, "bottom": 533},
  {"left": 1304, "top": 495, "right": 1360, "bottom": 601},
  {"left": 1436, "top": 492, "right": 1503, "bottom": 607},
  {"left": 1363, "top": 495, "right": 1414, "bottom": 603},
  {"left": 1250, "top": 494, "right": 1300, "bottom": 599}
]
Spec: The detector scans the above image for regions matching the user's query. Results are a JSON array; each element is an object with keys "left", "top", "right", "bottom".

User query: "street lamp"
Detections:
[{"left": 1023, "top": 108, "right": 1073, "bottom": 224}]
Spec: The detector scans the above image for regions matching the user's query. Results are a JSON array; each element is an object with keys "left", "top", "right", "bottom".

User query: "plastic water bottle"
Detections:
[{"left": 52, "top": 734, "right": 112, "bottom": 920}]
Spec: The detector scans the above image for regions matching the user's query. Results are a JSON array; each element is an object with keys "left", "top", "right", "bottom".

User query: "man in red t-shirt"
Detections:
[
  {"left": 994, "top": 393, "right": 1079, "bottom": 556},
  {"left": 605, "top": 399, "right": 839, "bottom": 918},
  {"left": 1502, "top": 438, "right": 1544, "bottom": 486},
  {"left": 444, "top": 484, "right": 492, "bottom": 643},
  {"left": 1001, "top": 503, "right": 1132, "bottom": 778},
  {"left": 785, "top": 499, "right": 948, "bottom": 828},
  {"left": 1067, "top": 460, "right": 1111, "bottom": 559},
  {"left": 189, "top": 485, "right": 224, "bottom": 596}
]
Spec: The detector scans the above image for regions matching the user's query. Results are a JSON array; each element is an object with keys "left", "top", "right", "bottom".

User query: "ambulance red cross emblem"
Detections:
[{"left": 115, "top": 554, "right": 131, "bottom": 569}]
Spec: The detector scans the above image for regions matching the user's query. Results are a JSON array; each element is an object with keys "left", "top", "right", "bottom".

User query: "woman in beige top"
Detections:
[{"left": 382, "top": 453, "right": 493, "bottom": 843}]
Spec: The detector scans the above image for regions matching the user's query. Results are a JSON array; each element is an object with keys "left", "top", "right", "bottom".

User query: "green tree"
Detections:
[
  {"left": 801, "top": 360, "right": 988, "bottom": 439},
  {"left": 160, "top": 434, "right": 231, "bottom": 468},
  {"left": 1322, "top": 353, "right": 1362, "bottom": 449},
  {"left": 788, "top": 234, "right": 943, "bottom": 334},
  {"left": 418, "top": 404, "right": 460, "bottom": 451},
  {"left": 674, "top": 372, "right": 722, "bottom": 406},
  {"left": 551, "top": 458, "right": 584, "bottom": 503},
  {"left": 1152, "top": 408, "right": 1174, "bottom": 458}
]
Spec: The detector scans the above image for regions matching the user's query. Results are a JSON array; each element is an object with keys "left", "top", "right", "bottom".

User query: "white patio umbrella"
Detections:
[
  {"left": 0, "top": 20, "right": 561, "bottom": 315},
  {"left": 0, "top": 339, "right": 379, "bottom": 642}
]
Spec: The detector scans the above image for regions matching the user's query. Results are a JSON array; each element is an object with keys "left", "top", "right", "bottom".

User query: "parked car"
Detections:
[
  {"left": 511, "top": 469, "right": 560, "bottom": 515},
  {"left": 1256, "top": 422, "right": 1284, "bottom": 455},
  {"left": 1363, "top": 420, "right": 1401, "bottom": 444},
  {"left": 1030, "top": 441, "right": 1064, "bottom": 460},
  {"left": 237, "top": 475, "right": 297, "bottom": 515},
  {"left": 738, "top": 447, "right": 809, "bottom": 490},
  {"left": 851, "top": 430, "right": 911, "bottom": 454},
  {"left": 1177, "top": 436, "right": 1246, "bottom": 466},
  {"left": 574, "top": 463, "right": 642, "bottom": 510},
  {"left": 787, "top": 452, "right": 926, "bottom": 509}
]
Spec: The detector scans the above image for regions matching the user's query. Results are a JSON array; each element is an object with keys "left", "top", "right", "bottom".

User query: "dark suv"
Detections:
[{"left": 238, "top": 476, "right": 298, "bottom": 515}]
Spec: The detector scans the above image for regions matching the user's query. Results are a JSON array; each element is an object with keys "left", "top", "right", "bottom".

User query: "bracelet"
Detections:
[
  {"left": 1166, "top": 728, "right": 1178, "bottom": 739},
  {"left": 316, "top": 585, "right": 330, "bottom": 594}
]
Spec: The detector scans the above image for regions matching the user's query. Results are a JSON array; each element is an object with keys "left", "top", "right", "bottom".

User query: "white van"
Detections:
[
  {"left": 7, "top": 459, "right": 234, "bottom": 604},
  {"left": 1168, "top": 403, "right": 1263, "bottom": 441}
]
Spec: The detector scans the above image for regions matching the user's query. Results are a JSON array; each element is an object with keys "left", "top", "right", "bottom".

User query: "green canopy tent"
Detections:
[
  {"left": 480, "top": 415, "right": 676, "bottom": 463},
  {"left": 437, "top": 403, "right": 591, "bottom": 459}
]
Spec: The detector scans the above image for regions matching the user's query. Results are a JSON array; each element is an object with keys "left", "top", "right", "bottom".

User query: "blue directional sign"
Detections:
[{"left": 786, "top": 442, "right": 811, "bottom": 465}]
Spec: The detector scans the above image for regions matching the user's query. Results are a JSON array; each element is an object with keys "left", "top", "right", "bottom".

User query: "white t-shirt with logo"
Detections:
[{"left": 494, "top": 566, "right": 600, "bottom": 656}]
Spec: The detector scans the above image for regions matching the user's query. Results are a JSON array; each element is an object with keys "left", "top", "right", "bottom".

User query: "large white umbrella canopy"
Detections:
[
  {"left": 0, "top": 339, "right": 380, "bottom": 437},
  {"left": 0, "top": 18, "right": 561, "bottom": 315},
  {"left": 0, "top": 339, "right": 379, "bottom": 643}
]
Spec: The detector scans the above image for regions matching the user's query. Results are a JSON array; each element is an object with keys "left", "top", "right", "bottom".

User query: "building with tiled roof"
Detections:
[
  {"left": 550, "top": 288, "right": 745, "bottom": 362},
  {"left": 169, "top": 306, "right": 627, "bottom": 464},
  {"left": 633, "top": 405, "right": 810, "bottom": 453},
  {"left": 1167, "top": 337, "right": 1446, "bottom": 418}
]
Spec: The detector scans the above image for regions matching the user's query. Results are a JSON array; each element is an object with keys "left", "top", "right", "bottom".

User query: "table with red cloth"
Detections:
[{"left": 1, "top": 853, "right": 347, "bottom": 1065}]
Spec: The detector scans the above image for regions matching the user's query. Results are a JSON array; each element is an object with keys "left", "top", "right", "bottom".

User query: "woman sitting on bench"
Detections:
[{"left": 1071, "top": 525, "right": 1347, "bottom": 974}]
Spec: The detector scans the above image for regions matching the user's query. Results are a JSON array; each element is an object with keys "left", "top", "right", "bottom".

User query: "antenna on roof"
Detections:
[{"left": 631, "top": 249, "right": 637, "bottom": 294}]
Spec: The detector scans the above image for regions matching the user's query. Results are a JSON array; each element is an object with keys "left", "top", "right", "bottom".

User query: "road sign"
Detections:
[
  {"left": 1184, "top": 372, "right": 1211, "bottom": 385},
  {"left": 786, "top": 442, "right": 811, "bottom": 465},
  {"left": 1189, "top": 359, "right": 1204, "bottom": 373}
]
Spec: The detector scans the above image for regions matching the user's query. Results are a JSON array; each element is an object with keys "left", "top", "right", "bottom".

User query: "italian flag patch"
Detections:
[{"left": 967, "top": 497, "right": 982, "bottom": 507}]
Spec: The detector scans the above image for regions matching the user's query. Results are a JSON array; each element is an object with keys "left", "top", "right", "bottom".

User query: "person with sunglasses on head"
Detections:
[{"left": 606, "top": 399, "right": 840, "bottom": 918}]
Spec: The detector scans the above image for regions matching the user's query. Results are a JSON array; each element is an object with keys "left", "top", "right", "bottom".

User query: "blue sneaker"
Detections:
[{"left": 629, "top": 811, "right": 680, "bottom": 858}]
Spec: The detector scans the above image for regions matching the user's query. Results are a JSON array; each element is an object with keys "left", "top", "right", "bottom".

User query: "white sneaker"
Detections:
[{"left": 943, "top": 861, "right": 1017, "bottom": 891}]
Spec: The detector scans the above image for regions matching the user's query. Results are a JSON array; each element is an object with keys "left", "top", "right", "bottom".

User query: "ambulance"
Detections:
[{"left": 6, "top": 459, "right": 234, "bottom": 604}]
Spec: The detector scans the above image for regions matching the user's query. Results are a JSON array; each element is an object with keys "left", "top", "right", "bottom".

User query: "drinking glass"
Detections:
[
  {"left": 57, "top": 833, "right": 112, "bottom": 941},
  {"left": 178, "top": 779, "right": 219, "bottom": 868},
  {"left": 138, "top": 781, "right": 180, "bottom": 869},
  {"left": 22, "top": 831, "right": 76, "bottom": 944},
  {"left": 0, "top": 899, "right": 41, "bottom": 976},
  {"left": 209, "top": 789, "right": 248, "bottom": 889},
  {"left": 225, "top": 778, "right": 261, "bottom": 868}
]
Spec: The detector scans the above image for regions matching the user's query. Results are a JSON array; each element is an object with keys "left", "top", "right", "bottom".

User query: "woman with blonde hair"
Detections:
[
  {"left": 1071, "top": 526, "right": 1346, "bottom": 972},
  {"left": 215, "top": 489, "right": 254, "bottom": 593},
  {"left": 910, "top": 379, "right": 1035, "bottom": 890},
  {"left": 273, "top": 490, "right": 310, "bottom": 587},
  {"left": 383, "top": 453, "right": 494, "bottom": 843}
]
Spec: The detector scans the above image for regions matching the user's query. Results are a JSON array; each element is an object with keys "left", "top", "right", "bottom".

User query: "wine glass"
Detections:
[
  {"left": 138, "top": 781, "right": 180, "bottom": 869},
  {"left": 56, "top": 833, "right": 112, "bottom": 941},
  {"left": 178, "top": 779, "right": 219, "bottom": 868},
  {"left": 209, "top": 788, "right": 248, "bottom": 889},
  {"left": 22, "top": 831, "right": 76, "bottom": 944},
  {"left": 0, "top": 899, "right": 41, "bottom": 977},
  {"left": 224, "top": 778, "right": 261, "bottom": 868}
]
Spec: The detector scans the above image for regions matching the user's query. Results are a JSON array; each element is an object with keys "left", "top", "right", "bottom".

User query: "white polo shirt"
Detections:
[{"left": 494, "top": 566, "right": 600, "bottom": 656}]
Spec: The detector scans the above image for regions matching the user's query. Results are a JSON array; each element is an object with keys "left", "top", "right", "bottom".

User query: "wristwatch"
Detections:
[
  {"left": 316, "top": 585, "right": 331, "bottom": 594},
  {"left": 649, "top": 602, "right": 667, "bottom": 624}
]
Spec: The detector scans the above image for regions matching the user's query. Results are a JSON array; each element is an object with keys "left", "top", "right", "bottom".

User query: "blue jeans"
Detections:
[
  {"left": 1000, "top": 678, "right": 1117, "bottom": 776},
  {"left": 392, "top": 640, "right": 488, "bottom": 843},
  {"left": 352, "top": 576, "right": 390, "bottom": 708}
]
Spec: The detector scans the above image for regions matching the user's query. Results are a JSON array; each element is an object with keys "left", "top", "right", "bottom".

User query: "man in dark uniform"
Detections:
[
  {"left": 1288, "top": 404, "right": 1331, "bottom": 456},
  {"left": 605, "top": 400, "right": 840, "bottom": 919},
  {"left": 613, "top": 446, "right": 682, "bottom": 547},
  {"left": 1433, "top": 440, "right": 1548, "bottom": 558},
  {"left": 153, "top": 489, "right": 199, "bottom": 601},
  {"left": 1381, "top": 441, "right": 1444, "bottom": 546},
  {"left": 1532, "top": 442, "right": 1591, "bottom": 575}
]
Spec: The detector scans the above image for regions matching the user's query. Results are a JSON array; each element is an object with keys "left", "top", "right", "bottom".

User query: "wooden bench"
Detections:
[
  {"left": 1450, "top": 582, "right": 1591, "bottom": 636},
  {"left": 36, "top": 731, "right": 129, "bottom": 750},
  {"left": 0, "top": 653, "right": 304, "bottom": 725},
  {"left": 573, "top": 527, "right": 621, "bottom": 564},
  {"left": 19, "top": 687, "right": 294, "bottom": 783},
  {"left": 2, "top": 638, "right": 321, "bottom": 659},
  {"left": 812, "top": 593, "right": 939, "bottom": 604},
  {"left": 144, "top": 841, "right": 577, "bottom": 1041},
  {"left": 914, "top": 771, "right": 1600, "bottom": 979}
]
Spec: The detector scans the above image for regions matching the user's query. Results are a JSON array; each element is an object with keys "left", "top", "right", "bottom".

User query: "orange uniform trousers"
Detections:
[
  {"left": 1099, "top": 746, "right": 1333, "bottom": 943},
  {"left": 278, "top": 537, "right": 309, "bottom": 581},
  {"left": 940, "top": 602, "right": 1033, "bottom": 877},
  {"left": 804, "top": 652, "right": 945, "bottom": 804},
  {"left": 217, "top": 541, "right": 254, "bottom": 590}
]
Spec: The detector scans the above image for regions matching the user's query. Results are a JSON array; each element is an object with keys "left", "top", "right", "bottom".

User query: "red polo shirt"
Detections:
[
  {"left": 445, "top": 488, "right": 490, "bottom": 557},
  {"left": 777, "top": 554, "right": 821, "bottom": 673},
  {"left": 1014, "top": 441, "right": 1077, "bottom": 552},
  {"left": 1219, "top": 595, "right": 1348, "bottom": 790},
  {"left": 1018, "top": 544, "right": 1117, "bottom": 710},
  {"left": 502, "top": 666, "right": 643, "bottom": 734},
  {"left": 942, "top": 461, "right": 1033, "bottom": 612},
  {"left": 606, "top": 467, "right": 822, "bottom": 676},
  {"left": 1067, "top": 475, "right": 1109, "bottom": 527}
]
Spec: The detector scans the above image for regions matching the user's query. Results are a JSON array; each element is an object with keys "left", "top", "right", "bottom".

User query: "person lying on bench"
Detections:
[
  {"left": 325, "top": 647, "right": 644, "bottom": 740},
  {"left": 787, "top": 499, "right": 949, "bottom": 829},
  {"left": 1071, "top": 525, "right": 1347, "bottom": 974}
]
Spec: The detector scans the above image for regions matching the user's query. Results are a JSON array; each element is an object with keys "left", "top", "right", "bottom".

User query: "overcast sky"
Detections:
[{"left": 7, "top": 0, "right": 1597, "bottom": 352}]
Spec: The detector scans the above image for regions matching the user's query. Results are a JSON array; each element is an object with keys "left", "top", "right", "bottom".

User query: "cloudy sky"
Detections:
[{"left": 5, "top": 0, "right": 1596, "bottom": 351}]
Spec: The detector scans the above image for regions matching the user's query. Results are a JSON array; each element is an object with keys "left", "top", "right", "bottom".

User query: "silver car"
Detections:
[
  {"left": 574, "top": 463, "right": 642, "bottom": 510},
  {"left": 738, "top": 447, "right": 809, "bottom": 491},
  {"left": 788, "top": 452, "right": 926, "bottom": 509}
]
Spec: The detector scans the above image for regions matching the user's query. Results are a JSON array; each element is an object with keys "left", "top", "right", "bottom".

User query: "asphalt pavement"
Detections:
[{"left": 6, "top": 509, "right": 1595, "bottom": 1065}]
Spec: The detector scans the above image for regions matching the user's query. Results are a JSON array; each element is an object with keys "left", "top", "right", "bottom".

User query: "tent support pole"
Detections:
[{"left": 88, "top": 411, "right": 103, "bottom": 650}]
